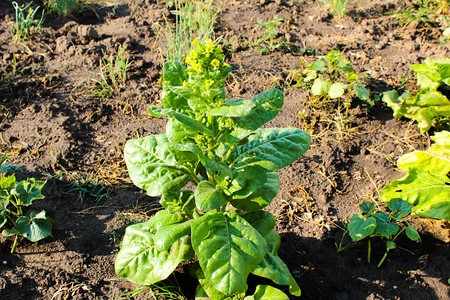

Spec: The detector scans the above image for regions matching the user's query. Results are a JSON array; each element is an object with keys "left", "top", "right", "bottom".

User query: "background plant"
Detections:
[
  {"left": 338, "top": 199, "right": 420, "bottom": 268},
  {"left": 45, "top": 0, "right": 78, "bottom": 17},
  {"left": 114, "top": 39, "right": 311, "bottom": 299},
  {"left": 0, "top": 155, "right": 52, "bottom": 253},
  {"left": 383, "top": 57, "right": 450, "bottom": 133},
  {"left": 91, "top": 45, "right": 130, "bottom": 98},
  {"left": 320, "top": 0, "right": 350, "bottom": 18},
  {"left": 380, "top": 131, "right": 450, "bottom": 220},
  {"left": 248, "top": 16, "right": 285, "bottom": 54},
  {"left": 154, "top": 0, "right": 220, "bottom": 62},
  {"left": 9, "top": 1, "right": 44, "bottom": 41}
]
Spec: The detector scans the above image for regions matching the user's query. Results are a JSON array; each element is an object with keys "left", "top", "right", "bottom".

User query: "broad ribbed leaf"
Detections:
[
  {"left": 381, "top": 169, "right": 450, "bottom": 220},
  {"left": 230, "top": 128, "right": 311, "bottom": 171},
  {"left": 161, "top": 60, "right": 189, "bottom": 111},
  {"left": 387, "top": 199, "right": 412, "bottom": 217},
  {"left": 149, "top": 107, "right": 213, "bottom": 136},
  {"left": 166, "top": 118, "right": 197, "bottom": 144},
  {"left": 242, "top": 211, "right": 276, "bottom": 237},
  {"left": 244, "top": 285, "right": 290, "bottom": 300},
  {"left": 230, "top": 172, "right": 280, "bottom": 211},
  {"left": 169, "top": 86, "right": 208, "bottom": 112},
  {"left": 124, "top": 135, "right": 190, "bottom": 196},
  {"left": 115, "top": 213, "right": 193, "bottom": 285},
  {"left": 15, "top": 210, "right": 52, "bottom": 242},
  {"left": 229, "top": 165, "right": 267, "bottom": 198},
  {"left": 154, "top": 220, "right": 192, "bottom": 251},
  {"left": 191, "top": 211, "right": 267, "bottom": 295},
  {"left": 223, "top": 88, "right": 284, "bottom": 143},
  {"left": 374, "top": 212, "right": 399, "bottom": 238},
  {"left": 252, "top": 231, "right": 301, "bottom": 296},
  {"left": 12, "top": 178, "right": 46, "bottom": 206},
  {"left": 195, "top": 181, "right": 227, "bottom": 211},
  {"left": 348, "top": 214, "right": 376, "bottom": 241},
  {"left": 208, "top": 99, "right": 255, "bottom": 117}
]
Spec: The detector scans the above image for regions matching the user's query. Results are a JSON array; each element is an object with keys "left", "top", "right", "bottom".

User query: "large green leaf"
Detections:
[
  {"left": 242, "top": 211, "right": 276, "bottom": 237},
  {"left": 252, "top": 230, "right": 301, "bottom": 296},
  {"left": 208, "top": 99, "right": 255, "bottom": 117},
  {"left": 161, "top": 60, "right": 189, "bottom": 112},
  {"left": 223, "top": 88, "right": 284, "bottom": 143},
  {"left": 154, "top": 220, "right": 192, "bottom": 251},
  {"left": 230, "top": 172, "right": 280, "bottom": 211},
  {"left": 328, "top": 82, "right": 347, "bottom": 99},
  {"left": 229, "top": 128, "right": 311, "bottom": 171},
  {"left": 15, "top": 210, "right": 52, "bottom": 242},
  {"left": 228, "top": 165, "right": 268, "bottom": 198},
  {"left": 12, "top": 178, "right": 46, "bottom": 206},
  {"left": 348, "top": 214, "right": 376, "bottom": 241},
  {"left": 124, "top": 135, "right": 190, "bottom": 196},
  {"left": 244, "top": 285, "right": 290, "bottom": 300},
  {"left": 191, "top": 211, "right": 267, "bottom": 295},
  {"left": 166, "top": 118, "right": 197, "bottom": 144},
  {"left": 381, "top": 169, "right": 450, "bottom": 220},
  {"left": 115, "top": 212, "right": 193, "bottom": 285},
  {"left": 374, "top": 212, "right": 399, "bottom": 238},
  {"left": 311, "top": 78, "right": 331, "bottom": 96},
  {"left": 149, "top": 107, "right": 213, "bottom": 136},
  {"left": 195, "top": 181, "right": 228, "bottom": 211}
]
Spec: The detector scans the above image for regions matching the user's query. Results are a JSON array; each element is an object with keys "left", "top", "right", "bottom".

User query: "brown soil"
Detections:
[{"left": 0, "top": 0, "right": 449, "bottom": 299}]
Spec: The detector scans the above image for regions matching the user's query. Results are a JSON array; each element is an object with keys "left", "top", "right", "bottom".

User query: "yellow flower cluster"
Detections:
[{"left": 185, "top": 38, "right": 229, "bottom": 75}]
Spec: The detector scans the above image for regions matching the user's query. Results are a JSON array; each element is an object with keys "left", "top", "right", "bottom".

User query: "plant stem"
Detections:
[
  {"left": 11, "top": 234, "right": 18, "bottom": 254},
  {"left": 367, "top": 238, "right": 371, "bottom": 264},
  {"left": 378, "top": 249, "right": 389, "bottom": 268}
]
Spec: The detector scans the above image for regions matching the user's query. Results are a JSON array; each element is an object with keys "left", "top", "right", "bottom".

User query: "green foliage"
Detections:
[
  {"left": 92, "top": 45, "right": 130, "bottom": 98},
  {"left": 0, "top": 154, "right": 51, "bottom": 253},
  {"left": 383, "top": 58, "right": 450, "bottom": 133},
  {"left": 9, "top": 1, "right": 44, "bottom": 41},
  {"left": 154, "top": 0, "right": 220, "bottom": 62},
  {"left": 115, "top": 39, "right": 311, "bottom": 299},
  {"left": 293, "top": 50, "right": 371, "bottom": 105},
  {"left": 45, "top": 0, "right": 78, "bottom": 17},
  {"left": 394, "top": 0, "right": 449, "bottom": 31},
  {"left": 249, "top": 16, "right": 285, "bottom": 54},
  {"left": 381, "top": 131, "right": 450, "bottom": 220},
  {"left": 320, "top": 0, "right": 350, "bottom": 18},
  {"left": 338, "top": 200, "right": 420, "bottom": 267}
]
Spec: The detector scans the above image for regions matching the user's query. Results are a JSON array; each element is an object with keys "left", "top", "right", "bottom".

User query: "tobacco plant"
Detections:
[
  {"left": 338, "top": 200, "right": 420, "bottom": 268},
  {"left": 0, "top": 155, "right": 52, "bottom": 253},
  {"left": 115, "top": 39, "right": 311, "bottom": 299},
  {"left": 381, "top": 131, "right": 450, "bottom": 220},
  {"left": 383, "top": 58, "right": 450, "bottom": 133}
]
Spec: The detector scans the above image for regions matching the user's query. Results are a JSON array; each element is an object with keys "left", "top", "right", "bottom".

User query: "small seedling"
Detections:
[
  {"left": 45, "top": 0, "right": 78, "bottom": 17},
  {"left": 249, "top": 16, "right": 286, "bottom": 54},
  {"left": 337, "top": 200, "right": 420, "bottom": 268},
  {"left": 0, "top": 155, "right": 52, "bottom": 253},
  {"left": 394, "top": 0, "right": 449, "bottom": 32},
  {"left": 320, "top": 0, "right": 350, "bottom": 18},
  {"left": 9, "top": 1, "right": 44, "bottom": 41},
  {"left": 92, "top": 45, "right": 130, "bottom": 98}
]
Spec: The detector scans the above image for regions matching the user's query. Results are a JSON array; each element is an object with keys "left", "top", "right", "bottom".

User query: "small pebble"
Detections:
[{"left": 3, "top": 261, "right": 7, "bottom": 265}]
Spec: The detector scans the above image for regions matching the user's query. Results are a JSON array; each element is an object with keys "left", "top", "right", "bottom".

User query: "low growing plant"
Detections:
[
  {"left": 249, "top": 16, "right": 285, "bottom": 55},
  {"left": 9, "top": 1, "right": 44, "bottom": 41},
  {"left": 338, "top": 200, "right": 420, "bottom": 267},
  {"left": 383, "top": 57, "right": 450, "bottom": 133},
  {"left": 320, "top": 0, "right": 350, "bottom": 18},
  {"left": 380, "top": 131, "right": 450, "bottom": 220},
  {"left": 0, "top": 155, "right": 52, "bottom": 253},
  {"left": 45, "top": 0, "right": 78, "bottom": 17},
  {"left": 115, "top": 39, "right": 311, "bottom": 299},
  {"left": 92, "top": 45, "right": 130, "bottom": 98}
]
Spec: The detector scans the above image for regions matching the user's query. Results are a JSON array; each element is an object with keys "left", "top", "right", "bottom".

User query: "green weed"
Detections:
[
  {"left": 45, "top": 0, "right": 78, "bottom": 17},
  {"left": 320, "top": 0, "right": 350, "bottom": 18},
  {"left": 394, "top": 0, "right": 449, "bottom": 33},
  {"left": 249, "top": 16, "right": 285, "bottom": 54},
  {"left": 154, "top": 0, "right": 221, "bottom": 62},
  {"left": 92, "top": 45, "right": 130, "bottom": 98},
  {"left": 9, "top": 1, "right": 44, "bottom": 41}
]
